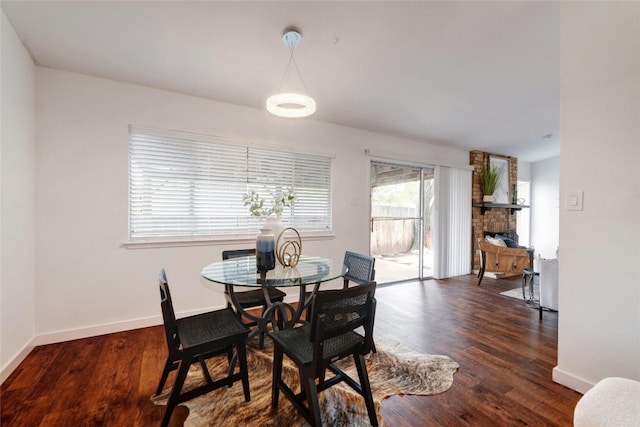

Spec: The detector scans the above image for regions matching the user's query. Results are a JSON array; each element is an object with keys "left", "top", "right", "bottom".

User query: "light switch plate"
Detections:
[{"left": 566, "top": 191, "right": 584, "bottom": 211}]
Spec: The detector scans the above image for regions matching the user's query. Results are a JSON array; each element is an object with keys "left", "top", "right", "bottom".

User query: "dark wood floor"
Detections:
[{"left": 1, "top": 274, "right": 581, "bottom": 426}]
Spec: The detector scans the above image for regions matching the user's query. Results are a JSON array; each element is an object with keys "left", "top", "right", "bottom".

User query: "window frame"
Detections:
[{"left": 125, "top": 126, "right": 334, "bottom": 248}]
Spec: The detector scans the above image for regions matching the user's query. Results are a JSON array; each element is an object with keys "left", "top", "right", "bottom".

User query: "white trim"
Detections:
[
  {"left": 29, "top": 310, "right": 213, "bottom": 347},
  {"left": 123, "top": 232, "right": 335, "bottom": 249},
  {"left": 1, "top": 340, "right": 36, "bottom": 383},
  {"left": 553, "top": 366, "right": 593, "bottom": 394},
  {"left": 364, "top": 148, "right": 474, "bottom": 171},
  {"left": 0, "top": 294, "right": 302, "bottom": 382},
  {"left": 31, "top": 297, "right": 301, "bottom": 345},
  {"left": 32, "top": 314, "right": 164, "bottom": 347}
]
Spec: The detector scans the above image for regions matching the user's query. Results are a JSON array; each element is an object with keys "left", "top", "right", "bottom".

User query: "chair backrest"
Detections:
[
  {"left": 158, "top": 269, "right": 181, "bottom": 357},
  {"left": 343, "top": 251, "right": 376, "bottom": 286},
  {"left": 478, "top": 239, "right": 530, "bottom": 273},
  {"left": 222, "top": 249, "right": 257, "bottom": 291},
  {"left": 222, "top": 248, "right": 256, "bottom": 260},
  {"left": 309, "top": 281, "right": 377, "bottom": 366}
]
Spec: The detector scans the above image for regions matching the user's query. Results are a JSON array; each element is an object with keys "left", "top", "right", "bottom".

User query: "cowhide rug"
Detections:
[{"left": 152, "top": 338, "right": 458, "bottom": 426}]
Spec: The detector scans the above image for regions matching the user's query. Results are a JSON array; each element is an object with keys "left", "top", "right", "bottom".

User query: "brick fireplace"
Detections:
[{"left": 470, "top": 150, "right": 519, "bottom": 271}]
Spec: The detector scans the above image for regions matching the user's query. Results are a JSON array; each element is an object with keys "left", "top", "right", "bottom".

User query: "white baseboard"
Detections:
[
  {"left": 2, "top": 296, "right": 301, "bottom": 382},
  {"left": 2, "top": 315, "right": 164, "bottom": 384},
  {"left": 32, "top": 314, "right": 164, "bottom": 346},
  {"left": 1, "top": 340, "right": 36, "bottom": 384},
  {"left": 553, "top": 366, "right": 593, "bottom": 394}
]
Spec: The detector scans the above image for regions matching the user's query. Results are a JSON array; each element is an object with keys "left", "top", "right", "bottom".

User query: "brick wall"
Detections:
[{"left": 470, "top": 150, "right": 518, "bottom": 270}]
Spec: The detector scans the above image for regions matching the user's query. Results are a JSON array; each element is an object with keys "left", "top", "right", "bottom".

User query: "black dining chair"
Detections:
[
  {"left": 155, "top": 269, "right": 251, "bottom": 427},
  {"left": 304, "top": 250, "right": 375, "bottom": 317},
  {"left": 222, "top": 248, "right": 287, "bottom": 347},
  {"left": 341, "top": 250, "right": 376, "bottom": 288},
  {"left": 269, "top": 281, "right": 378, "bottom": 427}
]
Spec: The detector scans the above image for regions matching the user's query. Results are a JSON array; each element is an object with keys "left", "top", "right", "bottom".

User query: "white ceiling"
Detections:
[{"left": 2, "top": 1, "right": 560, "bottom": 163}]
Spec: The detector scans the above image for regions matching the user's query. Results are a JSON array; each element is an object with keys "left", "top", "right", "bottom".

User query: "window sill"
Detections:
[{"left": 123, "top": 232, "right": 335, "bottom": 249}]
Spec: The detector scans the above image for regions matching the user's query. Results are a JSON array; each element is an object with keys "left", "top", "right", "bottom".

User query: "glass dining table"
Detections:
[{"left": 201, "top": 255, "right": 347, "bottom": 340}]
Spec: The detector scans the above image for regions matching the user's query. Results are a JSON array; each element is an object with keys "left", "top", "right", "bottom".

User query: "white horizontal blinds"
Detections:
[
  {"left": 129, "top": 128, "right": 247, "bottom": 238},
  {"left": 129, "top": 126, "right": 332, "bottom": 239},
  {"left": 247, "top": 147, "right": 332, "bottom": 232},
  {"left": 294, "top": 156, "right": 332, "bottom": 231}
]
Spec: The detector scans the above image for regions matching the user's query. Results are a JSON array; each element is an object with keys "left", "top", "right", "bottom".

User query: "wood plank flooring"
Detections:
[{"left": 1, "top": 274, "right": 581, "bottom": 426}]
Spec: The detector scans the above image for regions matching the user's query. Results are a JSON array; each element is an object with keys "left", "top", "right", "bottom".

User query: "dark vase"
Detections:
[{"left": 256, "top": 228, "right": 275, "bottom": 272}]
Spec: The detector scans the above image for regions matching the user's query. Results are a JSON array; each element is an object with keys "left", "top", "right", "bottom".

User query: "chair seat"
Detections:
[
  {"left": 227, "top": 287, "right": 286, "bottom": 308},
  {"left": 176, "top": 309, "right": 249, "bottom": 350},
  {"left": 270, "top": 324, "right": 364, "bottom": 365},
  {"left": 477, "top": 238, "right": 531, "bottom": 286}
]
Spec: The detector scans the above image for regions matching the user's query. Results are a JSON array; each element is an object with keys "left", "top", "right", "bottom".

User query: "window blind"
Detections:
[
  {"left": 433, "top": 166, "right": 472, "bottom": 279},
  {"left": 128, "top": 126, "right": 332, "bottom": 239}
]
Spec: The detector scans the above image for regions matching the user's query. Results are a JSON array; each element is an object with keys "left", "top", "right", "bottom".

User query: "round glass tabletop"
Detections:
[{"left": 201, "top": 255, "right": 346, "bottom": 288}]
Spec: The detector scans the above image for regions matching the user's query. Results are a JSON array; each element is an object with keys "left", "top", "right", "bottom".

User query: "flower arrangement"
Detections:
[{"left": 243, "top": 187, "right": 296, "bottom": 218}]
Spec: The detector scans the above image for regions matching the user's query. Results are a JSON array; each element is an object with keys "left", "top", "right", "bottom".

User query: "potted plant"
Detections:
[
  {"left": 243, "top": 187, "right": 296, "bottom": 238},
  {"left": 242, "top": 187, "right": 296, "bottom": 218},
  {"left": 480, "top": 165, "right": 499, "bottom": 202}
]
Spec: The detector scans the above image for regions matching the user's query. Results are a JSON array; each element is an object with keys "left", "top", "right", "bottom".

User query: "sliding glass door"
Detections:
[{"left": 370, "top": 161, "right": 434, "bottom": 283}]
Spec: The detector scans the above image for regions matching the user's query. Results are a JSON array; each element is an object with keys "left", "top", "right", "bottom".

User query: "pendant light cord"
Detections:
[{"left": 277, "top": 36, "right": 309, "bottom": 94}]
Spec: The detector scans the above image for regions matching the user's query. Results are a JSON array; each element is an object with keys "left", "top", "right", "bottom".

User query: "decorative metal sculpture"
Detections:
[{"left": 276, "top": 227, "right": 302, "bottom": 267}]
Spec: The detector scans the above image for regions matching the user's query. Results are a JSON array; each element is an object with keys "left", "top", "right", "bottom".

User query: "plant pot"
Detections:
[
  {"left": 483, "top": 195, "right": 494, "bottom": 203},
  {"left": 264, "top": 216, "right": 283, "bottom": 244},
  {"left": 256, "top": 227, "right": 275, "bottom": 272}
]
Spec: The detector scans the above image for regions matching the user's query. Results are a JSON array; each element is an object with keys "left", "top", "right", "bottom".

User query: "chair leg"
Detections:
[
  {"left": 271, "top": 345, "right": 283, "bottom": 408},
  {"left": 155, "top": 357, "right": 175, "bottom": 395},
  {"left": 302, "top": 374, "right": 322, "bottom": 427},
  {"left": 477, "top": 265, "right": 485, "bottom": 286},
  {"left": 235, "top": 339, "right": 251, "bottom": 402},
  {"left": 161, "top": 359, "right": 190, "bottom": 427},
  {"left": 354, "top": 353, "right": 378, "bottom": 427},
  {"left": 318, "top": 367, "right": 326, "bottom": 384},
  {"left": 225, "top": 346, "right": 236, "bottom": 387},
  {"left": 198, "top": 355, "right": 214, "bottom": 385}
]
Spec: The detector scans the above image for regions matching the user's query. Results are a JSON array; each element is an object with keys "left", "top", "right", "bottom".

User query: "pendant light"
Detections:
[{"left": 266, "top": 27, "right": 316, "bottom": 118}]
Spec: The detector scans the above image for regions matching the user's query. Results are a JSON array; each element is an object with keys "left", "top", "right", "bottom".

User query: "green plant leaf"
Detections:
[{"left": 480, "top": 165, "right": 500, "bottom": 195}]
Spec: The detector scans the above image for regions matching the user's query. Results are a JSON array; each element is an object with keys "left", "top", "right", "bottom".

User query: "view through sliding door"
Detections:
[{"left": 370, "top": 161, "right": 434, "bottom": 283}]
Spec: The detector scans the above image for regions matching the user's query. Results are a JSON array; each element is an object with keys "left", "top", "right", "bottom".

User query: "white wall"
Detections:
[
  {"left": 0, "top": 12, "right": 37, "bottom": 381},
  {"left": 530, "top": 156, "right": 560, "bottom": 258},
  {"left": 33, "top": 67, "right": 469, "bottom": 344},
  {"left": 517, "top": 161, "right": 531, "bottom": 182},
  {"left": 556, "top": 2, "right": 640, "bottom": 392}
]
